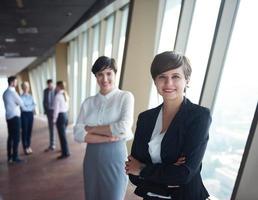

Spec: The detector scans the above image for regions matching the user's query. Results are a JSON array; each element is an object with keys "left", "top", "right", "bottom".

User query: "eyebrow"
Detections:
[{"left": 159, "top": 72, "right": 182, "bottom": 76}]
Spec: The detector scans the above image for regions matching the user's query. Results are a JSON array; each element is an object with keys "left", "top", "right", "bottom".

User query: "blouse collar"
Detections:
[{"left": 98, "top": 87, "right": 118, "bottom": 100}]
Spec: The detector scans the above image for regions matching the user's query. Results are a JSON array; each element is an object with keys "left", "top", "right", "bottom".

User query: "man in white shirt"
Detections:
[{"left": 2, "top": 76, "right": 25, "bottom": 163}]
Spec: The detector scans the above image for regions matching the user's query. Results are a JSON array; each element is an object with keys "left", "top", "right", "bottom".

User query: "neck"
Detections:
[{"left": 163, "top": 96, "right": 184, "bottom": 114}]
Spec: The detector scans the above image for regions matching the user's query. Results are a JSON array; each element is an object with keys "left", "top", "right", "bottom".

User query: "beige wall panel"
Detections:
[
  {"left": 55, "top": 43, "right": 68, "bottom": 90},
  {"left": 122, "top": 0, "right": 161, "bottom": 124}
]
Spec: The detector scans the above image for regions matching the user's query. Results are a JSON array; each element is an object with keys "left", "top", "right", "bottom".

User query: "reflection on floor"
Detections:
[{"left": 0, "top": 116, "right": 141, "bottom": 200}]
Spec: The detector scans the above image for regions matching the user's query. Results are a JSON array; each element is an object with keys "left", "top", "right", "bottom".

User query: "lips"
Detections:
[{"left": 163, "top": 89, "right": 175, "bottom": 93}]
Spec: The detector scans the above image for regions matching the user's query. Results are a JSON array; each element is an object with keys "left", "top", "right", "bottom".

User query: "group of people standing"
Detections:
[
  {"left": 3, "top": 51, "right": 212, "bottom": 200},
  {"left": 43, "top": 79, "right": 70, "bottom": 159},
  {"left": 2, "top": 76, "right": 35, "bottom": 163},
  {"left": 2, "top": 77, "right": 70, "bottom": 163}
]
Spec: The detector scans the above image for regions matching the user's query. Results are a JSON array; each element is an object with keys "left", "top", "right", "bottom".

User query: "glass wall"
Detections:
[
  {"left": 149, "top": 0, "right": 182, "bottom": 108},
  {"left": 202, "top": 0, "right": 258, "bottom": 199},
  {"left": 185, "top": 0, "right": 221, "bottom": 104}
]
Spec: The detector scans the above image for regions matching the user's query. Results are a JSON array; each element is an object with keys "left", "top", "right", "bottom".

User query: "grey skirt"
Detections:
[{"left": 83, "top": 140, "right": 128, "bottom": 200}]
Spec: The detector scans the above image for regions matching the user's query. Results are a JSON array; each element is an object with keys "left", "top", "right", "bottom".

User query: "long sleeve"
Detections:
[
  {"left": 73, "top": 101, "right": 87, "bottom": 143},
  {"left": 139, "top": 109, "right": 211, "bottom": 185},
  {"left": 53, "top": 95, "right": 60, "bottom": 123},
  {"left": 110, "top": 92, "right": 134, "bottom": 139},
  {"left": 14, "top": 91, "right": 25, "bottom": 110}
]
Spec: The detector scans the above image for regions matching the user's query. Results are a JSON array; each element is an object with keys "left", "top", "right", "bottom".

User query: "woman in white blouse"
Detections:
[
  {"left": 74, "top": 56, "right": 134, "bottom": 200},
  {"left": 53, "top": 81, "right": 70, "bottom": 159}
]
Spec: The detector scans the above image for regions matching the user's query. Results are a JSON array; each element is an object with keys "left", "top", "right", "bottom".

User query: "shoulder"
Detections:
[
  {"left": 112, "top": 89, "right": 134, "bottom": 104},
  {"left": 138, "top": 104, "right": 162, "bottom": 120},
  {"left": 80, "top": 95, "right": 96, "bottom": 107},
  {"left": 116, "top": 89, "right": 134, "bottom": 99},
  {"left": 184, "top": 98, "right": 212, "bottom": 125}
]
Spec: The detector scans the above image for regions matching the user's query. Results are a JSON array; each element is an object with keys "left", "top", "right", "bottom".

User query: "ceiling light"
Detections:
[
  {"left": 5, "top": 38, "right": 16, "bottom": 42},
  {"left": 66, "top": 12, "right": 72, "bottom": 17},
  {"left": 17, "top": 27, "right": 38, "bottom": 34},
  {"left": 4, "top": 53, "right": 20, "bottom": 57},
  {"left": 20, "top": 19, "right": 27, "bottom": 26}
]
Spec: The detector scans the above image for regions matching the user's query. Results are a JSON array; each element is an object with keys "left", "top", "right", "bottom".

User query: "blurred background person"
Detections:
[
  {"left": 20, "top": 81, "right": 36, "bottom": 155},
  {"left": 53, "top": 81, "right": 70, "bottom": 159},
  {"left": 43, "top": 79, "right": 56, "bottom": 152},
  {"left": 2, "top": 76, "right": 25, "bottom": 163}
]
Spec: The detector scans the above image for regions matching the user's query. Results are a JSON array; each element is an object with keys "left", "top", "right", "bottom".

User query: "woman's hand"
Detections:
[
  {"left": 85, "top": 125, "right": 94, "bottom": 132},
  {"left": 173, "top": 156, "right": 186, "bottom": 166},
  {"left": 125, "top": 155, "right": 145, "bottom": 176},
  {"left": 85, "top": 132, "right": 119, "bottom": 143}
]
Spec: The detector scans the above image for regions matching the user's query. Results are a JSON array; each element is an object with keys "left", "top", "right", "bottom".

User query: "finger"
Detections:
[
  {"left": 178, "top": 156, "right": 186, "bottom": 161},
  {"left": 128, "top": 155, "right": 133, "bottom": 161}
]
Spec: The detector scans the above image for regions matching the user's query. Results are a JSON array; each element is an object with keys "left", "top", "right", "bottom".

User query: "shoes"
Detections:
[
  {"left": 8, "top": 158, "right": 13, "bottom": 164},
  {"left": 12, "top": 158, "right": 24, "bottom": 163},
  {"left": 44, "top": 146, "right": 55, "bottom": 152},
  {"left": 57, "top": 154, "right": 70, "bottom": 159},
  {"left": 27, "top": 147, "right": 33, "bottom": 154},
  {"left": 24, "top": 147, "right": 33, "bottom": 155}
]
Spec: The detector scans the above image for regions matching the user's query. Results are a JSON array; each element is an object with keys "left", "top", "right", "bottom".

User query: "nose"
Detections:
[
  {"left": 103, "top": 74, "right": 108, "bottom": 82},
  {"left": 165, "top": 77, "right": 173, "bottom": 85}
]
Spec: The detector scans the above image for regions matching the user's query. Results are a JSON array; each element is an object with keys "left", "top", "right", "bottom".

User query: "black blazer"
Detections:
[
  {"left": 43, "top": 88, "right": 54, "bottom": 113},
  {"left": 129, "top": 98, "right": 211, "bottom": 200}
]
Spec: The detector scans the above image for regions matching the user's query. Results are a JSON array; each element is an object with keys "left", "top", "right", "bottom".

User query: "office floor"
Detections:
[{"left": 0, "top": 116, "right": 141, "bottom": 200}]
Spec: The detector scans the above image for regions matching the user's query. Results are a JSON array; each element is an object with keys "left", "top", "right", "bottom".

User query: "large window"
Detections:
[
  {"left": 149, "top": 0, "right": 182, "bottom": 108},
  {"left": 202, "top": 0, "right": 258, "bottom": 199},
  {"left": 185, "top": 0, "right": 221, "bottom": 104}
]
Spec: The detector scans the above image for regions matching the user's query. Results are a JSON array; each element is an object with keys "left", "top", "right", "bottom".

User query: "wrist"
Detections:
[{"left": 139, "top": 163, "right": 146, "bottom": 171}]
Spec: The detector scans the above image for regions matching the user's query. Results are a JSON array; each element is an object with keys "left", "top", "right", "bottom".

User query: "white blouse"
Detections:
[
  {"left": 148, "top": 108, "right": 165, "bottom": 163},
  {"left": 148, "top": 108, "right": 172, "bottom": 199},
  {"left": 53, "top": 90, "right": 68, "bottom": 123},
  {"left": 73, "top": 88, "right": 134, "bottom": 143}
]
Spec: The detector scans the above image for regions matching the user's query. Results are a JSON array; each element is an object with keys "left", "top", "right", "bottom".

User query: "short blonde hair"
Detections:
[{"left": 21, "top": 81, "right": 30, "bottom": 90}]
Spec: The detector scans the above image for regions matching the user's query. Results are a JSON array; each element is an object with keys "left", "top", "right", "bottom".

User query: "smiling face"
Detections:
[
  {"left": 154, "top": 66, "right": 188, "bottom": 102},
  {"left": 96, "top": 68, "right": 116, "bottom": 95}
]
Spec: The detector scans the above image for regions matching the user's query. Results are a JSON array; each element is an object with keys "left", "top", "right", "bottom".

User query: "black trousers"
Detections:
[
  {"left": 6, "top": 116, "right": 21, "bottom": 160},
  {"left": 21, "top": 111, "right": 34, "bottom": 149},
  {"left": 56, "top": 112, "right": 69, "bottom": 156},
  {"left": 46, "top": 109, "right": 55, "bottom": 148}
]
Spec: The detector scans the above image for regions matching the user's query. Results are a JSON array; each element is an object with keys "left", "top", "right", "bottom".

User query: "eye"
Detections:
[
  {"left": 96, "top": 72, "right": 104, "bottom": 78},
  {"left": 158, "top": 75, "right": 166, "bottom": 79},
  {"left": 172, "top": 75, "right": 181, "bottom": 80},
  {"left": 106, "top": 72, "right": 112, "bottom": 76}
]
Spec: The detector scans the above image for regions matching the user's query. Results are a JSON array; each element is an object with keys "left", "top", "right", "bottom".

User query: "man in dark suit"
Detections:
[{"left": 43, "top": 79, "right": 55, "bottom": 151}]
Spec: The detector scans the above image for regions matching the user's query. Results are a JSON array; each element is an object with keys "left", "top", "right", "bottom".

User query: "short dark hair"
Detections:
[
  {"left": 7, "top": 76, "right": 16, "bottom": 85},
  {"left": 56, "top": 81, "right": 65, "bottom": 90},
  {"left": 91, "top": 56, "right": 117, "bottom": 75},
  {"left": 47, "top": 79, "right": 53, "bottom": 84},
  {"left": 150, "top": 51, "right": 192, "bottom": 80}
]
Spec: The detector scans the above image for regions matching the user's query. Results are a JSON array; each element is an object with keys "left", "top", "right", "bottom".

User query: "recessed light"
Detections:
[
  {"left": 17, "top": 27, "right": 38, "bottom": 34},
  {"left": 4, "top": 52, "right": 20, "bottom": 57},
  {"left": 20, "top": 19, "right": 27, "bottom": 26},
  {"left": 66, "top": 12, "right": 72, "bottom": 17},
  {"left": 5, "top": 38, "right": 16, "bottom": 42}
]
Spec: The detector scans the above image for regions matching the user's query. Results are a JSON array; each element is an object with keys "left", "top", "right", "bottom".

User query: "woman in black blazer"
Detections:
[{"left": 125, "top": 51, "right": 212, "bottom": 200}]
